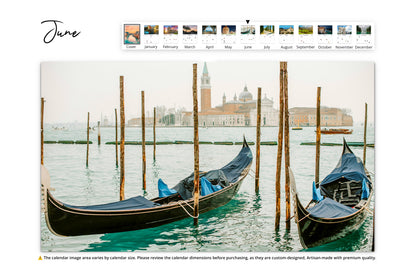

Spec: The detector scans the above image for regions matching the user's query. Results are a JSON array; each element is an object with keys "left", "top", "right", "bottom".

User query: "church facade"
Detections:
[{"left": 191, "top": 62, "right": 279, "bottom": 127}]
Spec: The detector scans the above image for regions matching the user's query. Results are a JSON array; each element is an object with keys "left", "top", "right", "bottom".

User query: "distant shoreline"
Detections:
[
  {"left": 100, "top": 125, "right": 355, "bottom": 128},
  {"left": 45, "top": 125, "right": 367, "bottom": 129}
]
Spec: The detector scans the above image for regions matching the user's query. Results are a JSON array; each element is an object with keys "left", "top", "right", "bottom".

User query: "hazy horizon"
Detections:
[{"left": 41, "top": 61, "right": 374, "bottom": 124}]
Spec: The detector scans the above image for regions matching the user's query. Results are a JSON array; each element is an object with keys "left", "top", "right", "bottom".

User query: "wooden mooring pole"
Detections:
[
  {"left": 192, "top": 63, "right": 200, "bottom": 226},
  {"left": 120, "top": 76, "right": 125, "bottom": 201},
  {"left": 315, "top": 87, "right": 321, "bottom": 184},
  {"left": 86, "top": 112, "right": 90, "bottom": 167},
  {"left": 41, "top": 97, "right": 45, "bottom": 165},
  {"left": 275, "top": 62, "right": 285, "bottom": 230},
  {"left": 255, "top": 87, "right": 262, "bottom": 193},
  {"left": 153, "top": 107, "right": 156, "bottom": 161},
  {"left": 363, "top": 103, "right": 368, "bottom": 166},
  {"left": 97, "top": 121, "right": 101, "bottom": 145},
  {"left": 115, "top": 108, "right": 118, "bottom": 167},
  {"left": 283, "top": 62, "right": 290, "bottom": 230},
  {"left": 141, "top": 90, "right": 146, "bottom": 191}
]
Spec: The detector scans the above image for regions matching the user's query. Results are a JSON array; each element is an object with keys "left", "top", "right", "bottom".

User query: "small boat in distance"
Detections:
[
  {"left": 320, "top": 128, "right": 352, "bottom": 134},
  {"left": 42, "top": 139, "right": 253, "bottom": 237},
  {"left": 52, "top": 126, "right": 67, "bottom": 131},
  {"left": 290, "top": 139, "right": 373, "bottom": 249}
]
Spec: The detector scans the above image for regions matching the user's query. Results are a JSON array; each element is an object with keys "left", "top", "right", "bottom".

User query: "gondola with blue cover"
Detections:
[
  {"left": 42, "top": 139, "right": 253, "bottom": 237},
  {"left": 290, "top": 139, "right": 373, "bottom": 249}
]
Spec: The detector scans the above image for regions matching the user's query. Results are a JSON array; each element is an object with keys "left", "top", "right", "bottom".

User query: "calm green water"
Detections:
[{"left": 41, "top": 126, "right": 374, "bottom": 252}]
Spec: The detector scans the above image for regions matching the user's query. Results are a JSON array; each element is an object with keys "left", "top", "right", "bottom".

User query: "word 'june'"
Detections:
[{"left": 41, "top": 20, "right": 81, "bottom": 44}]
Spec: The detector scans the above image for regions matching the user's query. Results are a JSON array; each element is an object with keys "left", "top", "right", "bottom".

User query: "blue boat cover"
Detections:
[
  {"left": 171, "top": 142, "right": 252, "bottom": 199},
  {"left": 220, "top": 145, "right": 253, "bottom": 183},
  {"left": 158, "top": 179, "right": 178, "bottom": 197},
  {"left": 158, "top": 177, "right": 222, "bottom": 198},
  {"left": 361, "top": 179, "right": 369, "bottom": 199},
  {"left": 65, "top": 195, "right": 159, "bottom": 211},
  {"left": 312, "top": 181, "right": 324, "bottom": 201},
  {"left": 307, "top": 198, "right": 356, "bottom": 218},
  {"left": 200, "top": 177, "right": 222, "bottom": 196},
  {"left": 173, "top": 169, "right": 230, "bottom": 200},
  {"left": 320, "top": 152, "right": 371, "bottom": 187}
]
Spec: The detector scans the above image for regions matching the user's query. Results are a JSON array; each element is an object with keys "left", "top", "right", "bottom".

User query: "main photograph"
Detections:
[{"left": 40, "top": 60, "right": 374, "bottom": 252}]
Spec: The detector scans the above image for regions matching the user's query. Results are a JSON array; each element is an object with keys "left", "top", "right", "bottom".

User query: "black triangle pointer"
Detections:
[{"left": 246, "top": 20, "right": 250, "bottom": 24}]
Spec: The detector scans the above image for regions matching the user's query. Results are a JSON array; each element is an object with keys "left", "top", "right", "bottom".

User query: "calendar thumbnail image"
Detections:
[
  {"left": 357, "top": 25, "right": 371, "bottom": 35},
  {"left": 164, "top": 25, "right": 178, "bottom": 35},
  {"left": 337, "top": 25, "right": 352, "bottom": 35},
  {"left": 299, "top": 25, "right": 313, "bottom": 35},
  {"left": 144, "top": 25, "right": 159, "bottom": 35},
  {"left": 241, "top": 25, "right": 255, "bottom": 35},
  {"left": 183, "top": 25, "right": 198, "bottom": 34},
  {"left": 318, "top": 25, "right": 332, "bottom": 34},
  {"left": 221, "top": 25, "right": 236, "bottom": 35},
  {"left": 260, "top": 25, "right": 275, "bottom": 35},
  {"left": 124, "top": 24, "right": 140, "bottom": 44},
  {"left": 202, "top": 25, "right": 217, "bottom": 34},
  {"left": 279, "top": 25, "right": 294, "bottom": 35}
]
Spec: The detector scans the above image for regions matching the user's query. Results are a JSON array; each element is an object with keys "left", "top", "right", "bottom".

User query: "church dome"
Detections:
[{"left": 238, "top": 85, "right": 253, "bottom": 102}]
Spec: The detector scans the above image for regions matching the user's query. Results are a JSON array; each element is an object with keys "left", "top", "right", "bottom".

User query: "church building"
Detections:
[{"left": 194, "top": 62, "right": 279, "bottom": 127}]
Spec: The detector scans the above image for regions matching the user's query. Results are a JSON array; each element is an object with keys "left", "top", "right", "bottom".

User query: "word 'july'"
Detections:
[{"left": 41, "top": 20, "right": 81, "bottom": 44}]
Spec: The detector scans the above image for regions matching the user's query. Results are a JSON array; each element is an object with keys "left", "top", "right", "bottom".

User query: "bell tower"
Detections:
[{"left": 201, "top": 62, "right": 211, "bottom": 112}]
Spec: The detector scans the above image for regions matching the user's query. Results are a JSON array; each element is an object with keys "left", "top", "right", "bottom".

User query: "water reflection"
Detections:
[
  {"left": 83, "top": 168, "right": 94, "bottom": 197},
  {"left": 251, "top": 193, "right": 262, "bottom": 213},
  {"left": 112, "top": 167, "right": 120, "bottom": 195},
  {"left": 152, "top": 159, "right": 160, "bottom": 179},
  {"left": 84, "top": 196, "right": 250, "bottom": 252},
  {"left": 302, "top": 216, "right": 373, "bottom": 252},
  {"left": 280, "top": 230, "right": 295, "bottom": 251},
  {"left": 273, "top": 229, "right": 281, "bottom": 243}
]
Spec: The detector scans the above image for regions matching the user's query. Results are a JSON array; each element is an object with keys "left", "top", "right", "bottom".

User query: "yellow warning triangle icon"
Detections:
[{"left": 39, "top": 256, "right": 42, "bottom": 260}]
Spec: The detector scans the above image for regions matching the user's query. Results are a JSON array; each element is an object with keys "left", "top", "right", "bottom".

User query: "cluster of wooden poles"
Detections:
[
  {"left": 41, "top": 61, "right": 369, "bottom": 229},
  {"left": 118, "top": 77, "right": 156, "bottom": 200},
  {"left": 81, "top": 80, "right": 158, "bottom": 199},
  {"left": 272, "top": 61, "right": 290, "bottom": 230},
  {"left": 117, "top": 64, "right": 201, "bottom": 223}
]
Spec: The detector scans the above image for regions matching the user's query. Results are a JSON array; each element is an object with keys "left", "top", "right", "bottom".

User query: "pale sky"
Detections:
[{"left": 41, "top": 61, "right": 374, "bottom": 124}]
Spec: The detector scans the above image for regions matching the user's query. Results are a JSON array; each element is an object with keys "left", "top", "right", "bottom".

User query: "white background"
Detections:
[{"left": 1, "top": 0, "right": 414, "bottom": 276}]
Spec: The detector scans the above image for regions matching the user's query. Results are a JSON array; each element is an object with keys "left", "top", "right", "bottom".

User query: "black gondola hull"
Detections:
[
  {"left": 293, "top": 194, "right": 370, "bottom": 249},
  {"left": 46, "top": 180, "right": 243, "bottom": 236}
]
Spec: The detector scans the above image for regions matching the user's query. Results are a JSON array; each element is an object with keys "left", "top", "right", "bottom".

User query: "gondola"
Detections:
[
  {"left": 42, "top": 139, "right": 253, "bottom": 237},
  {"left": 290, "top": 139, "right": 373, "bottom": 249}
]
